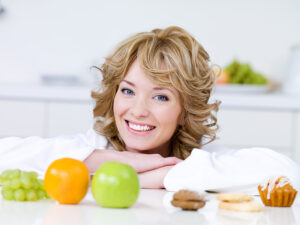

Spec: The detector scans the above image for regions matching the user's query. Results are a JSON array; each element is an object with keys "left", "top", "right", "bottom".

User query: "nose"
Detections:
[{"left": 130, "top": 97, "right": 150, "bottom": 118}]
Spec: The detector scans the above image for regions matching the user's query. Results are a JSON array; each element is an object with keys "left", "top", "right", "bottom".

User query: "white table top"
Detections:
[{"left": 0, "top": 188, "right": 299, "bottom": 225}]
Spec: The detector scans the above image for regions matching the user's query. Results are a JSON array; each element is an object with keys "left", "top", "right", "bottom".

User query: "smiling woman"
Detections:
[
  {"left": 0, "top": 26, "right": 218, "bottom": 189},
  {"left": 92, "top": 26, "right": 219, "bottom": 160},
  {"left": 0, "top": 26, "right": 299, "bottom": 191},
  {"left": 113, "top": 59, "right": 183, "bottom": 157}
]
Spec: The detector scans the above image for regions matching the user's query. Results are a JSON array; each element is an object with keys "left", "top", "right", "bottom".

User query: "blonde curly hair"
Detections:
[{"left": 91, "top": 26, "right": 220, "bottom": 159}]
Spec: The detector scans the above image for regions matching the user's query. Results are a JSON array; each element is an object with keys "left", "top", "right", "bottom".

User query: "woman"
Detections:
[
  {"left": 1, "top": 26, "right": 299, "bottom": 191},
  {"left": 83, "top": 26, "right": 219, "bottom": 188},
  {"left": 0, "top": 26, "right": 218, "bottom": 188}
]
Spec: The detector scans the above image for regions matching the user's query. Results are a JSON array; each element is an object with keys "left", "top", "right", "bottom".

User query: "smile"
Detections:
[{"left": 125, "top": 120, "right": 156, "bottom": 132}]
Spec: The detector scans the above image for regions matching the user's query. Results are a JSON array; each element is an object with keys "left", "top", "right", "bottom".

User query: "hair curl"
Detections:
[{"left": 91, "top": 26, "right": 220, "bottom": 159}]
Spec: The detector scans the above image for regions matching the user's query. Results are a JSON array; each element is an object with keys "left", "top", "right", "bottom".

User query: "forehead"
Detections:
[
  {"left": 122, "top": 60, "right": 178, "bottom": 93},
  {"left": 124, "top": 59, "right": 146, "bottom": 80}
]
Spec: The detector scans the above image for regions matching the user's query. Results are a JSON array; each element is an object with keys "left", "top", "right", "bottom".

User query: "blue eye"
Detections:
[
  {"left": 154, "top": 95, "right": 168, "bottom": 101},
  {"left": 121, "top": 88, "right": 134, "bottom": 95}
]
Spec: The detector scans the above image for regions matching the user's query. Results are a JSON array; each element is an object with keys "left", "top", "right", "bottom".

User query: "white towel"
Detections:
[
  {"left": 164, "top": 147, "right": 300, "bottom": 195},
  {"left": 0, "top": 128, "right": 108, "bottom": 177}
]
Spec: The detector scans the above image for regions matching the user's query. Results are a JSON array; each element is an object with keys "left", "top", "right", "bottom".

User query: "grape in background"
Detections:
[{"left": 225, "top": 60, "right": 268, "bottom": 85}]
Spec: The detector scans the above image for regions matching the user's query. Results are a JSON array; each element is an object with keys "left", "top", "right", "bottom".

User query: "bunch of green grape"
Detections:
[
  {"left": 225, "top": 60, "right": 268, "bottom": 85},
  {"left": 0, "top": 169, "right": 49, "bottom": 201}
]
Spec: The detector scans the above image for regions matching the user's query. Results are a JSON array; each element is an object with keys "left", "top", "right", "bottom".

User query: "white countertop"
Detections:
[
  {"left": 0, "top": 85, "right": 300, "bottom": 110},
  {"left": 0, "top": 85, "right": 93, "bottom": 102},
  {"left": 0, "top": 188, "right": 299, "bottom": 225}
]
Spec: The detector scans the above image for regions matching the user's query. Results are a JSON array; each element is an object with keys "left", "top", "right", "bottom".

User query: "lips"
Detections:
[{"left": 125, "top": 120, "right": 156, "bottom": 132}]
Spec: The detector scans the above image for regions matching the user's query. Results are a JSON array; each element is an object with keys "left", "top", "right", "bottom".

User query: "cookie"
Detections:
[
  {"left": 218, "top": 201, "right": 263, "bottom": 212},
  {"left": 171, "top": 199, "right": 206, "bottom": 210},
  {"left": 171, "top": 190, "right": 206, "bottom": 210},
  {"left": 216, "top": 193, "right": 253, "bottom": 202},
  {"left": 173, "top": 190, "right": 205, "bottom": 201}
]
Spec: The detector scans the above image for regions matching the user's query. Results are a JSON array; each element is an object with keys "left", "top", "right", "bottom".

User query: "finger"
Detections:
[
  {"left": 157, "top": 157, "right": 182, "bottom": 168},
  {"left": 134, "top": 157, "right": 177, "bottom": 173},
  {"left": 172, "top": 157, "right": 183, "bottom": 163}
]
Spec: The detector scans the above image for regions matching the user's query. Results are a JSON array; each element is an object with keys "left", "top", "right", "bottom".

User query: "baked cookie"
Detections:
[
  {"left": 171, "top": 199, "right": 205, "bottom": 210},
  {"left": 216, "top": 193, "right": 253, "bottom": 202},
  {"left": 219, "top": 201, "right": 263, "bottom": 212},
  {"left": 217, "top": 192, "right": 262, "bottom": 212},
  {"left": 173, "top": 190, "right": 205, "bottom": 202},
  {"left": 171, "top": 190, "right": 206, "bottom": 211}
]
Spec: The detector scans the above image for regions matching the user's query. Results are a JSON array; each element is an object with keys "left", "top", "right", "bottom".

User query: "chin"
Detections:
[{"left": 125, "top": 142, "right": 157, "bottom": 152}]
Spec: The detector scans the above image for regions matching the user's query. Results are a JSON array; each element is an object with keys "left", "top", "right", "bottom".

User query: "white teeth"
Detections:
[{"left": 128, "top": 122, "right": 153, "bottom": 131}]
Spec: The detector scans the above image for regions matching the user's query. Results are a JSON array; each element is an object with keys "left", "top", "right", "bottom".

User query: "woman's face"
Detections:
[{"left": 113, "top": 59, "right": 182, "bottom": 156}]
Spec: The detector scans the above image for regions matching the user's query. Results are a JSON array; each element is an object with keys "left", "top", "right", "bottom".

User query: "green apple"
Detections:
[{"left": 91, "top": 161, "right": 140, "bottom": 208}]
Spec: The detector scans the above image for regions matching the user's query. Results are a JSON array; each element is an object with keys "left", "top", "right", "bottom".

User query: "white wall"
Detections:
[{"left": 0, "top": 0, "right": 299, "bottom": 85}]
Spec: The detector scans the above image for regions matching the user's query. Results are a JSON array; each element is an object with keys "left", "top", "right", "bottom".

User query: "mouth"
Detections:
[{"left": 125, "top": 120, "right": 156, "bottom": 132}]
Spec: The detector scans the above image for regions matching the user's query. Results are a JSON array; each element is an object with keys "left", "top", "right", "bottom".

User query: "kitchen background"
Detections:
[{"left": 0, "top": 0, "right": 300, "bottom": 162}]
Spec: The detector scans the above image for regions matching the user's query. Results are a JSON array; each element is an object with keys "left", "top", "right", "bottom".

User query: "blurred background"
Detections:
[
  {"left": 0, "top": 0, "right": 299, "bottom": 85},
  {"left": 0, "top": 0, "right": 300, "bottom": 162}
]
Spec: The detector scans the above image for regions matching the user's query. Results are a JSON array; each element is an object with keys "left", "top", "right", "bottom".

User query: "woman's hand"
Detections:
[
  {"left": 138, "top": 165, "right": 174, "bottom": 189},
  {"left": 118, "top": 151, "right": 181, "bottom": 173},
  {"left": 83, "top": 149, "right": 182, "bottom": 173}
]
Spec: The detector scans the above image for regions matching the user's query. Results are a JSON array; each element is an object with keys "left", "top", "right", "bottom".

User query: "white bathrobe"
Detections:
[{"left": 0, "top": 128, "right": 299, "bottom": 194}]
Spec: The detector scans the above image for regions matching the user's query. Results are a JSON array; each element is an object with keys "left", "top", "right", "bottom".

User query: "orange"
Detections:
[
  {"left": 215, "top": 68, "right": 230, "bottom": 84},
  {"left": 44, "top": 158, "right": 89, "bottom": 204}
]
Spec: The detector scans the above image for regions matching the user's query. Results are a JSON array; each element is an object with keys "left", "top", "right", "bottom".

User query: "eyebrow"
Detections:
[
  {"left": 121, "top": 80, "right": 176, "bottom": 95},
  {"left": 122, "top": 80, "right": 135, "bottom": 87}
]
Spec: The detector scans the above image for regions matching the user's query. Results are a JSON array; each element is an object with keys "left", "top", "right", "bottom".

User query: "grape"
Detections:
[
  {"left": 2, "top": 189, "right": 14, "bottom": 200},
  {"left": 0, "top": 170, "right": 11, "bottom": 180},
  {"left": 37, "top": 189, "right": 46, "bottom": 199},
  {"left": 26, "top": 189, "right": 38, "bottom": 201},
  {"left": 28, "top": 171, "right": 38, "bottom": 179},
  {"left": 226, "top": 60, "right": 268, "bottom": 85},
  {"left": 226, "top": 60, "right": 240, "bottom": 76},
  {"left": 2, "top": 180, "right": 11, "bottom": 189},
  {"left": 10, "top": 179, "right": 22, "bottom": 190},
  {"left": 1, "top": 185, "right": 10, "bottom": 191},
  {"left": 38, "top": 179, "right": 44, "bottom": 189},
  {"left": 8, "top": 169, "right": 21, "bottom": 179},
  {"left": 0, "top": 169, "right": 49, "bottom": 201},
  {"left": 21, "top": 176, "right": 33, "bottom": 189},
  {"left": 14, "top": 189, "right": 26, "bottom": 201},
  {"left": 21, "top": 171, "right": 31, "bottom": 179},
  {"left": 31, "top": 180, "right": 39, "bottom": 190}
]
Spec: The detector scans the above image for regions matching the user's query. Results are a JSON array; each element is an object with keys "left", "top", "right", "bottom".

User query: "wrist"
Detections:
[{"left": 83, "top": 149, "right": 111, "bottom": 173}]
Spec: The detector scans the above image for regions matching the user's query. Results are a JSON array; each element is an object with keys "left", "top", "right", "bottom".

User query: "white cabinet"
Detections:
[
  {"left": 216, "top": 109, "right": 293, "bottom": 154},
  {"left": 0, "top": 100, "right": 93, "bottom": 138},
  {"left": 47, "top": 102, "right": 93, "bottom": 136},
  {"left": 0, "top": 100, "right": 46, "bottom": 137}
]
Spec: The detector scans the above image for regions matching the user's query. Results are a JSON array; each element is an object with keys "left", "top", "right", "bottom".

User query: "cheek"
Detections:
[
  {"left": 156, "top": 105, "right": 182, "bottom": 128},
  {"left": 113, "top": 95, "right": 126, "bottom": 118}
]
